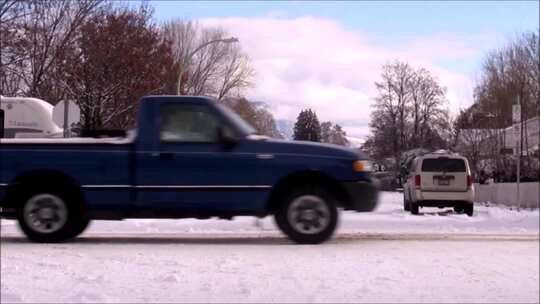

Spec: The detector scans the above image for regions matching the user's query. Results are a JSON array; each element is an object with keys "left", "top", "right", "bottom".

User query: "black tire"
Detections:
[
  {"left": 274, "top": 186, "right": 338, "bottom": 244},
  {"left": 454, "top": 206, "right": 465, "bottom": 214},
  {"left": 16, "top": 186, "right": 87, "bottom": 243},
  {"left": 410, "top": 202, "right": 419, "bottom": 215},
  {"left": 65, "top": 217, "right": 90, "bottom": 239},
  {"left": 404, "top": 197, "right": 410, "bottom": 211},
  {"left": 464, "top": 204, "right": 474, "bottom": 217}
]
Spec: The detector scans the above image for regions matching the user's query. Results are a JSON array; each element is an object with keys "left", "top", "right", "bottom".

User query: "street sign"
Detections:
[
  {"left": 512, "top": 104, "right": 521, "bottom": 123},
  {"left": 514, "top": 124, "right": 521, "bottom": 138},
  {"left": 53, "top": 100, "right": 80, "bottom": 137},
  {"left": 53, "top": 100, "right": 80, "bottom": 127}
]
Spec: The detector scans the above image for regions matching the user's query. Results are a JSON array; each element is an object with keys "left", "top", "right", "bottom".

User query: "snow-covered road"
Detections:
[{"left": 1, "top": 192, "right": 539, "bottom": 303}]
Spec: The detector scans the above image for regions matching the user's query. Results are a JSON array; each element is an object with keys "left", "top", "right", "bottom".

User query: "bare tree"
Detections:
[
  {"left": 320, "top": 121, "right": 349, "bottom": 146},
  {"left": 0, "top": 0, "right": 104, "bottom": 102},
  {"left": 222, "top": 97, "right": 282, "bottom": 138},
  {"left": 366, "top": 61, "right": 449, "bottom": 170},
  {"left": 1, "top": 0, "right": 31, "bottom": 95},
  {"left": 320, "top": 122, "right": 332, "bottom": 144},
  {"left": 61, "top": 6, "right": 177, "bottom": 131},
  {"left": 472, "top": 31, "right": 539, "bottom": 178},
  {"left": 161, "top": 20, "right": 254, "bottom": 99},
  {"left": 410, "top": 68, "right": 447, "bottom": 147}
]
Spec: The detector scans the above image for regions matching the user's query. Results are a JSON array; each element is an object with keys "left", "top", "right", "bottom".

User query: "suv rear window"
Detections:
[{"left": 421, "top": 158, "right": 466, "bottom": 172}]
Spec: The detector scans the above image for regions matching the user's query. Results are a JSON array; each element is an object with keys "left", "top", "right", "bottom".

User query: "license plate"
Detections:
[{"left": 438, "top": 179, "right": 450, "bottom": 185}]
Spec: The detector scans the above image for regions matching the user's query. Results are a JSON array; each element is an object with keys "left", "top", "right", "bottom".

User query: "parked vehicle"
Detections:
[
  {"left": 0, "top": 96, "right": 379, "bottom": 244},
  {"left": 0, "top": 96, "right": 63, "bottom": 138},
  {"left": 402, "top": 150, "right": 474, "bottom": 216}
]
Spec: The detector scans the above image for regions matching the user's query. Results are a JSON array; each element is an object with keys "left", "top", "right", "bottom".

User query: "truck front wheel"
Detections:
[
  {"left": 16, "top": 189, "right": 87, "bottom": 243},
  {"left": 275, "top": 187, "right": 338, "bottom": 244}
]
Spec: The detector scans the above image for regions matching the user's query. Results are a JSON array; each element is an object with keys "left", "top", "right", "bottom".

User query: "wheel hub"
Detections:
[
  {"left": 23, "top": 194, "right": 68, "bottom": 234},
  {"left": 37, "top": 207, "right": 56, "bottom": 220},
  {"left": 302, "top": 209, "right": 317, "bottom": 221},
  {"left": 287, "top": 195, "right": 330, "bottom": 235}
]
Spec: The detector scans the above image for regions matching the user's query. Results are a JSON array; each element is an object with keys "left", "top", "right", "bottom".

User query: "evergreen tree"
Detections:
[{"left": 293, "top": 109, "right": 321, "bottom": 142}]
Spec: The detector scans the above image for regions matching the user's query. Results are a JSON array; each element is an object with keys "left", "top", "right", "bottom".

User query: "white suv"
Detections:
[{"left": 402, "top": 151, "right": 474, "bottom": 216}]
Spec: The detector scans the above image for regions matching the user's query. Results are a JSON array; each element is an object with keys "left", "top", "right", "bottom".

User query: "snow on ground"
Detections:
[
  {"left": 3, "top": 191, "right": 537, "bottom": 236},
  {"left": 1, "top": 191, "right": 539, "bottom": 303}
]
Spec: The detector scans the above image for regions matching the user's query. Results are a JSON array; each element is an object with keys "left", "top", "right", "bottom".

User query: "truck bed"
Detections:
[{"left": 0, "top": 132, "right": 135, "bottom": 145}]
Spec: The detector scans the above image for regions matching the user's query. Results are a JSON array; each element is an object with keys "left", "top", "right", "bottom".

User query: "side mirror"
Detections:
[{"left": 217, "top": 126, "right": 238, "bottom": 147}]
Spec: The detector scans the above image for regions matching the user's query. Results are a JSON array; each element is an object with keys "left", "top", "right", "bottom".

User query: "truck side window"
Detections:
[{"left": 159, "top": 104, "right": 221, "bottom": 143}]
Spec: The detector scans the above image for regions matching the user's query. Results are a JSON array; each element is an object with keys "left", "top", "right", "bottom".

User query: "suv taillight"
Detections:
[
  {"left": 467, "top": 175, "right": 472, "bottom": 189},
  {"left": 415, "top": 175, "right": 421, "bottom": 189}
]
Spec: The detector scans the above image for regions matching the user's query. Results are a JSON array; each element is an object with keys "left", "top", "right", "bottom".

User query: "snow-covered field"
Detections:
[{"left": 1, "top": 192, "right": 539, "bottom": 303}]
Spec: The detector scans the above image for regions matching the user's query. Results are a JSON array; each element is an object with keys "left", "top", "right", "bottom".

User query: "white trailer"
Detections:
[{"left": 0, "top": 96, "right": 63, "bottom": 138}]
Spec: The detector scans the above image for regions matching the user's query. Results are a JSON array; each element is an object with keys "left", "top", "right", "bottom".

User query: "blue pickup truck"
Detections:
[{"left": 0, "top": 96, "right": 378, "bottom": 244}]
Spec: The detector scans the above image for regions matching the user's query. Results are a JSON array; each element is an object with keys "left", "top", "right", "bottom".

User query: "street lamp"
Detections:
[{"left": 176, "top": 37, "right": 239, "bottom": 95}]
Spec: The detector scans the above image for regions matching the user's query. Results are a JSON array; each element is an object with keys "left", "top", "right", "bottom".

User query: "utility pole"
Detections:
[
  {"left": 63, "top": 100, "right": 70, "bottom": 138},
  {"left": 513, "top": 100, "right": 521, "bottom": 211}
]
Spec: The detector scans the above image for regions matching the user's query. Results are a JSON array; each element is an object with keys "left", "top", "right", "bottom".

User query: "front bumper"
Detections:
[
  {"left": 416, "top": 189, "right": 475, "bottom": 203},
  {"left": 341, "top": 180, "right": 379, "bottom": 212}
]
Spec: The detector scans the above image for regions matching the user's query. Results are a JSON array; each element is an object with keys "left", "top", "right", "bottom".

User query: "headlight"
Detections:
[{"left": 353, "top": 160, "right": 373, "bottom": 172}]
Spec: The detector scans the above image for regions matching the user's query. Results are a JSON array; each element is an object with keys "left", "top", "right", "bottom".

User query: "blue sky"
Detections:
[
  {"left": 150, "top": 1, "right": 538, "bottom": 36},
  {"left": 146, "top": 1, "right": 539, "bottom": 140},
  {"left": 150, "top": 0, "right": 539, "bottom": 73}
]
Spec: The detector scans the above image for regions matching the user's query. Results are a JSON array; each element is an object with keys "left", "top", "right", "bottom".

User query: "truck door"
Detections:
[{"left": 135, "top": 101, "right": 267, "bottom": 215}]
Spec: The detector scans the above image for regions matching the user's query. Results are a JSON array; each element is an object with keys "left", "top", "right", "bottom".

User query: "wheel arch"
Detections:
[
  {"left": 266, "top": 170, "right": 350, "bottom": 213},
  {"left": 4, "top": 170, "right": 85, "bottom": 209}
]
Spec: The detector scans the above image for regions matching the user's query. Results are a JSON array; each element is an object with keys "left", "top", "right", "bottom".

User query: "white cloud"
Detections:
[{"left": 201, "top": 16, "right": 498, "bottom": 138}]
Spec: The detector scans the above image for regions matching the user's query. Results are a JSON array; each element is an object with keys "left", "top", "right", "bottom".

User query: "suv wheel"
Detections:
[
  {"left": 454, "top": 206, "right": 465, "bottom": 214},
  {"left": 404, "top": 197, "right": 410, "bottom": 211},
  {"left": 410, "top": 202, "right": 419, "bottom": 215},
  {"left": 464, "top": 204, "right": 474, "bottom": 217},
  {"left": 17, "top": 188, "right": 87, "bottom": 243},
  {"left": 275, "top": 187, "right": 338, "bottom": 244}
]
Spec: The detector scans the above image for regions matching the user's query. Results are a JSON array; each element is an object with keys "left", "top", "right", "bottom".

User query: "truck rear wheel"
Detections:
[
  {"left": 16, "top": 188, "right": 87, "bottom": 243},
  {"left": 275, "top": 187, "right": 338, "bottom": 244}
]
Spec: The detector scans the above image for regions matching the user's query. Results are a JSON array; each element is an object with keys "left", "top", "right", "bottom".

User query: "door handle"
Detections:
[{"left": 152, "top": 152, "right": 174, "bottom": 160}]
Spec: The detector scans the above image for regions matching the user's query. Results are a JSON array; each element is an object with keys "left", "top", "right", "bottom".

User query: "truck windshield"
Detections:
[{"left": 216, "top": 103, "right": 257, "bottom": 136}]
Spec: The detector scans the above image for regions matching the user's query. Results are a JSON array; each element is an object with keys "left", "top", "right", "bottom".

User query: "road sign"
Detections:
[
  {"left": 53, "top": 100, "right": 80, "bottom": 137},
  {"left": 514, "top": 124, "right": 521, "bottom": 138},
  {"left": 512, "top": 104, "right": 521, "bottom": 123}
]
